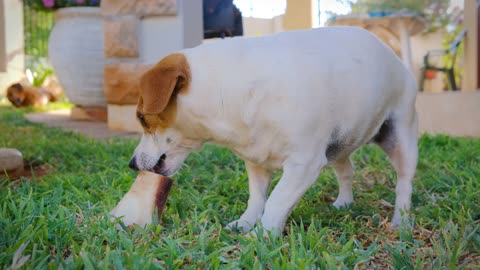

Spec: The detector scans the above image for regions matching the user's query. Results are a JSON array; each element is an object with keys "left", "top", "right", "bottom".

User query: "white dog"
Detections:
[{"left": 120, "top": 26, "right": 418, "bottom": 235}]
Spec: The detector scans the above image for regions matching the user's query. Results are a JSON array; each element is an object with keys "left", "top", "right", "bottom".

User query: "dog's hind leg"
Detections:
[
  {"left": 375, "top": 112, "right": 418, "bottom": 228},
  {"left": 332, "top": 157, "right": 354, "bottom": 209},
  {"left": 226, "top": 161, "right": 271, "bottom": 232}
]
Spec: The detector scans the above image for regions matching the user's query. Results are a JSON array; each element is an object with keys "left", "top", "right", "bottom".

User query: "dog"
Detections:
[
  {"left": 6, "top": 83, "right": 57, "bottom": 108},
  {"left": 115, "top": 26, "right": 418, "bottom": 235}
]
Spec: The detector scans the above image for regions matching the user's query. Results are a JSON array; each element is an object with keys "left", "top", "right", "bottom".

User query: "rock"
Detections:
[{"left": 0, "top": 148, "right": 24, "bottom": 174}]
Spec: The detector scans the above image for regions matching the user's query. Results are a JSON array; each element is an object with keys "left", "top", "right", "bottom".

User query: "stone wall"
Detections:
[
  {"left": 101, "top": 0, "right": 202, "bottom": 131},
  {"left": 101, "top": 0, "right": 174, "bottom": 106}
]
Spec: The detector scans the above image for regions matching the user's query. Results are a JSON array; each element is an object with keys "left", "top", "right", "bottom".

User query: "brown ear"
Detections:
[
  {"left": 9, "top": 83, "right": 24, "bottom": 91},
  {"left": 139, "top": 53, "right": 190, "bottom": 114}
]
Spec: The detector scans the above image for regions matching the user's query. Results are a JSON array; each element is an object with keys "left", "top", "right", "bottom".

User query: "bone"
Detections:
[
  {"left": 110, "top": 171, "right": 173, "bottom": 228},
  {"left": 154, "top": 175, "right": 173, "bottom": 222}
]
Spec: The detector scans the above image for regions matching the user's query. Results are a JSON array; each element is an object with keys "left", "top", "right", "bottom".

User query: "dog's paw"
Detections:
[
  {"left": 225, "top": 219, "right": 254, "bottom": 233},
  {"left": 332, "top": 199, "right": 353, "bottom": 209},
  {"left": 244, "top": 229, "right": 260, "bottom": 239},
  {"left": 391, "top": 214, "right": 412, "bottom": 230}
]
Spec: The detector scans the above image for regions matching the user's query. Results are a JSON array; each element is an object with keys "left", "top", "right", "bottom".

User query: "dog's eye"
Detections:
[
  {"left": 166, "top": 137, "right": 172, "bottom": 144},
  {"left": 136, "top": 112, "right": 148, "bottom": 128}
]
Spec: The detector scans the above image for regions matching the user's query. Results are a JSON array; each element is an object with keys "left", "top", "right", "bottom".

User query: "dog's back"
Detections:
[{"left": 181, "top": 26, "right": 417, "bottom": 165}]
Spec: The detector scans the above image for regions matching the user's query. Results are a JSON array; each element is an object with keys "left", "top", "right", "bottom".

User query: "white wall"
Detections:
[
  {"left": 242, "top": 16, "right": 284, "bottom": 37},
  {"left": 0, "top": 0, "right": 25, "bottom": 94},
  {"left": 139, "top": 0, "right": 203, "bottom": 64},
  {"left": 139, "top": 16, "right": 183, "bottom": 64}
]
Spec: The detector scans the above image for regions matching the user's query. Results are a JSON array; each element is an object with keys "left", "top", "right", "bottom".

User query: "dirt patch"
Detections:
[{"left": 2, "top": 161, "right": 54, "bottom": 182}]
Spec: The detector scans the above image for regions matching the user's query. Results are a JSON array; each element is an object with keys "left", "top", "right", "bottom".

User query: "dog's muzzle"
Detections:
[
  {"left": 128, "top": 154, "right": 167, "bottom": 174},
  {"left": 13, "top": 98, "right": 22, "bottom": 106},
  {"left": 128, "top": 157, "right": 139, "bottom": 171}
]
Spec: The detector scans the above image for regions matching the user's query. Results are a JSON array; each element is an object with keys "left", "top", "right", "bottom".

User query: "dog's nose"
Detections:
[{"left": 128, "top": 157, "right": 139, "bottom": 171}]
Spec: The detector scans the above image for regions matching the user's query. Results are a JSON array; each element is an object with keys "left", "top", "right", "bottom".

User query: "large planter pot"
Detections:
[{"left": 48, "top": 7, "right": 106, "bottom": 107}]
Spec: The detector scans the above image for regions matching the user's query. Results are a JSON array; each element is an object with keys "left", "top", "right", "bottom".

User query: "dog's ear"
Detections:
[
  {"left": 9, "top": 83, "right": 24, "bottom": 92},
  {"left": 140, "top": 54, "right": 190, "bottom": 114}
]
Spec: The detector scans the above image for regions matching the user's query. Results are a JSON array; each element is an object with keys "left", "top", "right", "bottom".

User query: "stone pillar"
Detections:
[
  {"left": 0, "top": 0, "right": 25, "bottom": 94},
  {"left": 463, "top": 0, "right": 479, "bottom": 91},
  {"left": 0, "top": 0, "right": 5, "bottom": 72},
  {"left": 283, "top": 0, "right": 314, "bottom": 31},
  {"left": 101, "top": 0, "right": 202, "bottom": 132}
]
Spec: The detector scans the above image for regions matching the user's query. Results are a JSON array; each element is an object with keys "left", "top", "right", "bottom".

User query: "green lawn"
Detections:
[{"left": 0, "top": 105, "right": 479, "bottom": 269}]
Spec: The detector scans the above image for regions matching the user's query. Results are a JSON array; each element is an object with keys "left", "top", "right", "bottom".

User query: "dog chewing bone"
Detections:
[
  {"left": 110, "top": 171, "right": 173, "bottom": 227},
  {"left": 127, "top": 26, "right": 418, "bottom": 235}
]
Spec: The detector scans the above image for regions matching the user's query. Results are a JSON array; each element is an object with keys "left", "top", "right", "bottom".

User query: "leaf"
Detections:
[{"left": 11, "top": 242, "right": 31, "bottom": 270}]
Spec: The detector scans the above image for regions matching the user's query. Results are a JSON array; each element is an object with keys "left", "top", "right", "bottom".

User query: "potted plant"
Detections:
[{"left": 27, "top": 0, "right": 106, "bottom": 107}]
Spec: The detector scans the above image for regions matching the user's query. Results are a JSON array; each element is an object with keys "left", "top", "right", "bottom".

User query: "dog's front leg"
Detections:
[
  {"left": 255, "top": 156, "right": 327, "bottom": 236},
  {"left": 226, "top": 161, "right": 271, "bottom": 232}
]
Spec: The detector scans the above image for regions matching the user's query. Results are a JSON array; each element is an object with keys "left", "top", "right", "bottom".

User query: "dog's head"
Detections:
[
  {"left": 129, "top": 53, "right": 200, "bottom": 176},
  {"left": 6, "top": 83, "right": 26, "bottom": 107}
]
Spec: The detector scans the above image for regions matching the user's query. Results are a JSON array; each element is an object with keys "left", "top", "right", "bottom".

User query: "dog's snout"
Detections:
[{"left": 128, "top": 157, "right": 139, "bottom": 171}]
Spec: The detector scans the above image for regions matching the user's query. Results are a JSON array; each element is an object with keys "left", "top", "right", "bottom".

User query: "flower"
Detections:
[
  {"left": 29, "top": 0, "right": 101, "bottom": 11},
  {"left": 42, "top": 0, "right": 55, "bottom": 8}
]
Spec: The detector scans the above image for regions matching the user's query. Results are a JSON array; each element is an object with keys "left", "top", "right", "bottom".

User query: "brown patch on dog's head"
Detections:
[
  {"left": 137, "top": 53, "right": 191, "bottom": 133},
  {"left": 136, "top": 99, "right": 178, "bottom": 133},
  {"left": 6, "top": 83, "right": 26, "bottom": 107}
]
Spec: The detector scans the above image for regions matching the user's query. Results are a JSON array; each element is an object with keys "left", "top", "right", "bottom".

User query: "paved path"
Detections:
[{"left": 25, "top": 110, "right": 140, "bottom": 140}]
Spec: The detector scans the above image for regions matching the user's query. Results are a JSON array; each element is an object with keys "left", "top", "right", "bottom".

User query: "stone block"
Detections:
[
  {"left": 101, "top": 0, "right": 176, "bottom": 17},
  {"left": 137, "top": 0, "right": 177, "bottom": 17},
  {"left": 70, "top": 106, "right": 108, "bottom": 122},
  {"left": 104, "top": 16, "right": 139, "bottom": 57},
  {"left": 104, "top": 63, "right": 152, "bottom": 105}
]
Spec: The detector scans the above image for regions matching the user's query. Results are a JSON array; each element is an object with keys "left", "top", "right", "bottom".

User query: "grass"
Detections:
[{"left": 0, "top": 104, "right": 479, "bottom": 269}]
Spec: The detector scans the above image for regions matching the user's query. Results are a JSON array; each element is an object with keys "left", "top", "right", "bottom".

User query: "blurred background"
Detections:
[{"left": 0, "top": 0, "right": 478, "bottom": 136}]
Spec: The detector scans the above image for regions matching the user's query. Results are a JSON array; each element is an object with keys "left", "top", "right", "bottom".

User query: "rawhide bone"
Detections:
[
  {"left": 110, "top": 171, "right": 173, "bottom": 227},
  {"left": 155, "top": 175, "right": 174, "bottom": 222}
]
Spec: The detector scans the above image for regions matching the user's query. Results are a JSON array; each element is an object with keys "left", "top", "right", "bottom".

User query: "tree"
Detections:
[{"left": 339, "top": 0, "right": 461, "bottom": 33}]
